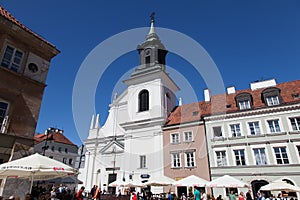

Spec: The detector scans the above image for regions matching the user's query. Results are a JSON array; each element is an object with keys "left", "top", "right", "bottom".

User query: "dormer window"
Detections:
[
  {"left": 138, "top": 89, "right": 149, "bottom": 112},
  {"left": 235, "top": 93, "right": 252, "bottom": 110},
  {"left": 262, "top": 87, "right": 282, "bottom": 106}
]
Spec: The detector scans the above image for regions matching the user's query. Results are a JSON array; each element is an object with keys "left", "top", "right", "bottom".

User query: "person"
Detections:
[
  {"left": 238, "top": 192, "right": 245, "bottom": 200},
  {"left": 76, "top": 186, "right": 85, "bottom": 200},
  {"left": 246, "top": 190, "right": 253, "bottom": 200},
  {"left": 25, "top": 193, "right": 31, "bottom": 200},
  {"left": 93, "top": 186, "right": 101, "bottom": 200},
  {"left": 211, "top": 195, "right": 216, "bottom": 200},
  {"left": 50, "top": 187, "right": 56, "bottom": 200},
  {"left": 181, "top": 193, "right": 187, "bottom": 200},
  {"left": 194, "top": 186, "right": 201, "bottom": 200},
  {"left": 168, "top": 192, "right": 173, "bottom": 200},
  {"left": 201, "top": 190, "right": 207, "bottom": 200},
  {"left": 90, "top": 185, "right": 96, "bottom": 197},
  {"left": 132, "top": 192, "right": 137, "bottom": 200},
  {"left": 229, "top": 191, "right": 236, "bottom": 200},
  {"left": 216, "top": 195, "right": 223, "bottom": 200},
  {"left": 116, "top": 189, "right": 122, "bottom": 197}
]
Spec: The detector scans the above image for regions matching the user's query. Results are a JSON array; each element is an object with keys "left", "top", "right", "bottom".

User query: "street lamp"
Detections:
[{"left": 42, "top": 128, "right": 53, "bottom": 156}]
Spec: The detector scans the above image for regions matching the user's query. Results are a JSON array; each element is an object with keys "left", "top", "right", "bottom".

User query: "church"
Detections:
[{"left": 82, "top": 16, "right": 179, "bottom": 193}]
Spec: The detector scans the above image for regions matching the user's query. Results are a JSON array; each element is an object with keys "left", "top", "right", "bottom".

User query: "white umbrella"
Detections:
[
  {"left": 109, "top": 179, "right": 126, "bottom": 187},
  {"left": 0, "top": 153, "right": 77, "bottom": 192},
  {"left": 145, "top": 175, "right": 174, "bottom": 186},
  {"left": 174, "top": 175, "right": 208, "bottom": 187},
  {"left": 206, "top": 175, "right": 249, "bottom": 188},
  {"left": 260, "top": 181, "right": 300, "bottom": 192},
  {"left": 124, "top": 179, "right": 145, "bottom": 188}
]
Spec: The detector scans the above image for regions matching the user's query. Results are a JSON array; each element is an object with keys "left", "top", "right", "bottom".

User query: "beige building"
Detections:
[
  {"left": 163, "top": 101, "right": 211, "bottom": 196},
  {"left": 0, "top": 5, "right": 59, "bottom": 198},
  {"left": 204, "top": 79, "right": 300, "bottom": 198}
]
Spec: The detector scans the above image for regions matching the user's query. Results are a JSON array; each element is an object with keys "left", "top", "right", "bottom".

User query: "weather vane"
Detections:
[{"left": 150, "top": 12, "right": 155, "bottom": 23}]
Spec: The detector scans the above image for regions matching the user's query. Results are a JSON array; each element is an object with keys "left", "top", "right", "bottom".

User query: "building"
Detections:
[
  {"left": 34, "top": 127, "right": 78, "bottom": 168},
  {"left": 163, "top": 101, "right": 211, "bottom": 196},
  {"left": 204, "top": 79, "right": 300, "bottom": 198},
  {"left": 82, "top": 17, "right": 179, "bottom": 193},
  {"left": 0, "top": 5, "right": 59, "bottom": 198}
]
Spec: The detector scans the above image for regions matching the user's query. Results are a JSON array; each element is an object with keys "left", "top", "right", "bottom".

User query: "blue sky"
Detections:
[{"left": 1, "top": 1, "right": 299, "bottom": 146}]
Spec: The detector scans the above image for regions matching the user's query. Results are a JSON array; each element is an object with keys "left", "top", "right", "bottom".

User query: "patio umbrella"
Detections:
[
  {"left": 174, "top": 175, "right": 209, "bottom": 187},
  {"left": 206, "top": 175, "right": 249, "bottom": 188},
  {"left": 0, "top": 153, "right": 77, "bottom": 192},
  {"left": 260, "top": 181, "right": 300, "bottom": 192},
  {"left": 145, "top": 175, "right": 174, "bottom": 186},
  {"left": 109, "top": 179, "right": 126, "bottom": 187}
]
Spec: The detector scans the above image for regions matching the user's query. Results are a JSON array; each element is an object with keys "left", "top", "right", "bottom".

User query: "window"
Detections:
[
  {"left": 297, "top": 146, "right": 300, "bottom": 157},
  {"left": 63, "top": 158, "right": 67, "bottom": 164},
  {"left": 216, "top": 151, "right": 227, "bottom": 166},
  {"left": 213, "top": 126, "right": 222, "bottom": 138},
  {"left": 170, "top": 133, "right": 179, "bottom": 143},
  {"left": 230, "top": 124, "right": 241, "bottom": 137},
  {"left": 290, "top": 117, "right": 300, "bottom": 131},
  {"left": 1, "top": 45, "right": 24, "bottom": 72},
  {"left": 58, "top": 147, "right": 62, "bottom": 153},
  {"left": 171, "top": 153, "right": 181, "bottom": 168},
  {"left": 268, "top": 119, "right": 281, "bottom": 133},
  {"left": 248, "top": 122, "right": 261, "bottom": 135},
  {"left": 238, "top": 100, "right": 251, "bottom": 110},
  {"left": 266, "top": 96, "right": 279, "bottom": 106},
  {"left": 185, "top": 152, "right": 195, "bottom": 167},
  {"left": 145, "top": 56, "right": 150, "bottom": 64},
  {"left": 262, "top": 87, "right": 282, "bottom": 106},
  {"left": 65, "top": 148, "right": 68, "bottom": 153},
  {"left": 69, "top": 158, "right": 73, "bottom": 165},
  {"left": 235, "top": 92, "right": 252, "bottom": 110},
  {"left": 138, "top": 90, "right": 149, "bottom": 112},
  {"left": 140, "top": 155, "right": 146, "bottom": 168},
  {"left": 253, "top": 148, "right": 267, "bottom": 165},
  {"left": 51, "top": 146, "right": 54, "bottom": 152},
  {"left": 273, "top": 147, "right": 289, "bottom": 164},
  {"left": 184, "top": 131, "right": 193, "bottom": 142},
  {"left": 0, "top": 101, "right": 9, "bottom": 131},
  {"left": 234, "top": 149, "right": 246, "bottom": 166}
]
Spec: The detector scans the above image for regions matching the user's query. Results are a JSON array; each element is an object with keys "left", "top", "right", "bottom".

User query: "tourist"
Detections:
[
  {"left": 194, "top": 186, "right": 201, "bottom": 200},
  {"left": 75, "top": 186, "right": 85, "bottom": 200},
  {"left": 229, "top": 191, "right": 236, "bottom": 200},
  {"left": 238, "top": 192, "right": 245, "bottom": 200}
]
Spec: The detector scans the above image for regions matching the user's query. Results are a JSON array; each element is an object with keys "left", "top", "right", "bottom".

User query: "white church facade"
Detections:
[{"left": 81, "top": 18, "right": 179, "bottom": 193}]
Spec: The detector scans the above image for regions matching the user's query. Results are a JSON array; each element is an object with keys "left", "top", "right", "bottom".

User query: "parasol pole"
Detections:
[{"left": 29, "top": 173, "right": 34, "bottom": 194}]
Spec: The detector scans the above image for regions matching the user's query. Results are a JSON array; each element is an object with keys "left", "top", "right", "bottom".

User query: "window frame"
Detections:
[
  {"left": 139, "top": 155, "right": 146, "bottom": 169},
  {"left": 1, "top": 44, "right": 24, "bottom": 72},
  {"left": 230, "top": 124, "right": 242, "bottom": 137},
  {"left": 273, "top": 146, "right": 289, "bottom": 165},
  {"left": 184, "top": 151, "right": 196, "bottom": 168},
  {"left": 233, "top": 149, "right": 246, "bottom": 166},
  {"left": 290, "top": 117, "right": 300, "bottom": 131},
  {"left": 248, "top": 121, "right": 261, "bottom": 136},
  {"left": 183, "top": 131, "right": 193, "bottom": 142},
  {"left": 0, "top": 100, "right": 9, "bottom": 132},
  {"left": 266, "top": 95, "right": 280, "bottom": 106},
  {"left": 171, "top": 152, "right": 181, "bottom": 168},
  {"left": 253, "top": 148, "right": 268, "bottom": 165},
  {"left": 215, "top": 150, "right": 227, "bottom": 167},
  {"left": 267, "top": 119, "right": 281, "bottom": 133},
  {"left": 212, "top": 126, "right": 223, "bottom": 138},
  {"left": 138, "top": 89, "right": 149, "bottom": 112},
  {"left": 170, "top": 133, "right": 180, "bottom": 144}
]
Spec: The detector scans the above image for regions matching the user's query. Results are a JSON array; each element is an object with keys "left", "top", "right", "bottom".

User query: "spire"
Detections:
[
  {"left": 146, "top": 12, "right": 159, "bottom": 41},
  {"left": 90, "top": 115, "right": 95, "bottom": 129}
]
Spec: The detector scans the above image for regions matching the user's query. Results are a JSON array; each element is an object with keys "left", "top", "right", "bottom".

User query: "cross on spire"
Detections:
[{"left": 150, "top": 12, "right": 155, "bottom": 23}]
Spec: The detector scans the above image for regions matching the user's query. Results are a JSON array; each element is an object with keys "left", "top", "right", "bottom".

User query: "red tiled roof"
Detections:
[
  {"left": 0, "top": 5, "right": 56, "bottom": 48},
  {"left": 166, "top": 80, "right": 300, "bottom": 126},
  {"left": 34, "top": 132, "right": 77, "bottom": 147}
]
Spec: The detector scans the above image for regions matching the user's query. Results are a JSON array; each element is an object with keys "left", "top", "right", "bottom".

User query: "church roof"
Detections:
[
  {"left": 0, "top": 5, "right": 56, "bottom": 48},
  {"left": 34, "top": 132, "right": 77, "bottom": 147},
  {"left": 165, "top": 79, "right": 300, "bottom": 126}
]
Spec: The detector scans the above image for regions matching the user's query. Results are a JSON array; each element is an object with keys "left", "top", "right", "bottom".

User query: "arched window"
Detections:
[{"left": 139, "top": 90, "right": 149, "bottom": 112}]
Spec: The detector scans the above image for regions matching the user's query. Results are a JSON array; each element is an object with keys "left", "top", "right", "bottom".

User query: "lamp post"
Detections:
[{"left": 42, "top": 128, "right": 52, "bottom": 156}]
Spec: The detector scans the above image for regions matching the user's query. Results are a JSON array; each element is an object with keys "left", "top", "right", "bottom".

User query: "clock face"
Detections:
[{"left": 28, "top": 63, "right": 39, "bottom": 73}]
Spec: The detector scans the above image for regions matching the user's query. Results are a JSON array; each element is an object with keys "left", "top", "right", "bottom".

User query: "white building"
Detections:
[
  {"left": 34, "top": 127, "right": 78, "bottom": 168},
  {"left": 81, "top": 18, "right": 179, "bottom": 193},
  {"left": 204, "top": 79, "right": 300, "bottom": 198}
]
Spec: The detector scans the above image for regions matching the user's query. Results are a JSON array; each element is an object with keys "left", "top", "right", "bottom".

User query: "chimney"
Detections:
[
  {"left": 250, "top": 79, "right": 276, "bottom": 90},
  {"left": 204, "top": 89, "right": 210, "bottom": 102},
  {"left": 178, "top": 97, "right": 182, "bottom": 106},
  {"left": 227, "top": 86, "right": 236, "bottom": 94}
]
